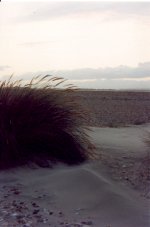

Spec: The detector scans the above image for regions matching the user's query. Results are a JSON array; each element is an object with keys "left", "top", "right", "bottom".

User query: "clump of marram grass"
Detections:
[{"left": 0, "top": 75, "right": 95, "bottom": 169}]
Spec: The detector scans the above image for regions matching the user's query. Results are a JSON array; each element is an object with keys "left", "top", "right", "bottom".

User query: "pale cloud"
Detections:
[
  {"left": 2, "top": 2, "right": 150, "bottom": 24},
  {"left": 10, "top": 62, "right": 149, "bottom": 90},
  {"left": 0, "top": 65, "right": 11, "bottom": 71},
  {"left": 67, "top": 79, "right": 97, "bottom": 83},
  {"left": 1, "top": 62, "right": 150, "bottom": 90},
  {"left": 19, "top": 41, "right": 55, "bottom": 47},
  {"left": 37, "top": 62, "right": 150, "bottom": 80},
  {"left": 18, "top": 2, "right": 150, "bottom": 23}
]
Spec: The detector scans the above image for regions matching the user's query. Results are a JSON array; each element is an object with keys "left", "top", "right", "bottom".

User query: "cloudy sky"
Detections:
[{"left": 0, "top": 1, "right": 150, "bottom": 89}]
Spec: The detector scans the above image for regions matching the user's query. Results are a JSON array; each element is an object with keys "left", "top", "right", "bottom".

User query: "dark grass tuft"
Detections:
[{"left": 0, "top": 75, "right": 95, "bottom": 169}]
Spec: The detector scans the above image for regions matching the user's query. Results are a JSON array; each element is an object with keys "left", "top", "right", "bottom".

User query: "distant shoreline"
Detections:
[{"left": 78, "top": 88, "right": 150, "bottom": 92}]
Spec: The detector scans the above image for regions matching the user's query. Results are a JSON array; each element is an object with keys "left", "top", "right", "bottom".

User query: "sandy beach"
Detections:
[
  {"left": 73, "top": 90, "right": 150, "bottom": 127},
  {"left": 0, "top": 124, "right": 149, "bottom": 227}
]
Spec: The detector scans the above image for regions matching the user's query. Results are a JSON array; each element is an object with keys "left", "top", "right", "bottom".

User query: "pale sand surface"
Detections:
[{"left": 0, "top": 124, "right": 150, "bottom": 227}]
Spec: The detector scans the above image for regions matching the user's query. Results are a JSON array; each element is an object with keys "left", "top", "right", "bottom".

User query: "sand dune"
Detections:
[
  {"left": 90, "top": 123, "right": 150, "bottom": 156},
  {"left": 0, "top": 124, "right": 149, "bottom": 226}
]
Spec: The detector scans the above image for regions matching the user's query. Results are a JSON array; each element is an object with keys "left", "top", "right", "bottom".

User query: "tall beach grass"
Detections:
[{"left": 0, "top": 75, "right": 95, "bottom": 169}]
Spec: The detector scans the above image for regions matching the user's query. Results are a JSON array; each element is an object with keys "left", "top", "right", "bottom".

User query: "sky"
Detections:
[{"left": 0, "top": 1, "right": 150, "bottom": 89}]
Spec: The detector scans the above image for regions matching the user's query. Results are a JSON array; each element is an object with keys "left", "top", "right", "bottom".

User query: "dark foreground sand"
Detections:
[{"left": 0, "top": 124, "right": 150, "bottom": 227}]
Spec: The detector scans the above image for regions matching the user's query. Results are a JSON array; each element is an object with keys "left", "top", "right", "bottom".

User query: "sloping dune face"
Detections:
[
  {"left": 0, "top": 164, "right": 149, "bottom": 227},
  {"left": 0, "top": 76, "right": 94, "bottom": 169}
]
